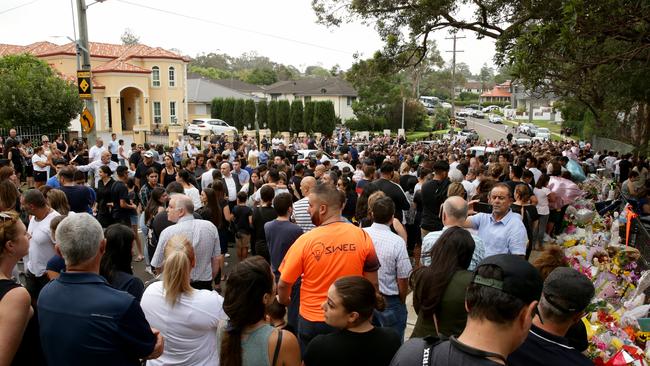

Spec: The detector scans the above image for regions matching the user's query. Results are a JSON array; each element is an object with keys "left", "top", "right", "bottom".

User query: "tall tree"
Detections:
[
  {"left": 120, "top": 28, "right": 140, "bottom": 45},
  {"left": 257, "top": 100, "right": 268, "bottom": 129},
  {"left": 276, "top": 100, "right": 291, "bottom": 131},
  {"left": 313, "top": 101, "right": 336, "bottom": 136},
  {"left": 211, "top": 98, "right": 224, "bottom": 119},
  {"left": 222, "top": 98, "right": 235, "bottom": 124},
  {"left": 0, "top": 54, "right": 83, "bottom": 130},
  {"left": 303, "top": 101, "right": 314, "bottom": 133},
  {"left": 244, "top": 68, "right": 278, "bottom": 85},
  {"left": 232, "top": 99, "right": 245, "bottom": 130},
  {"left": 290, "top": 100, "right": 304, "bottom": 132},
  {"left": 305, "top": 65, "right": 331, "bottom": 77},
  {"left": 243, "top": 100, "right": 256, "bottom": 129},
  {"left": 268, "top": 101, "right": 278, "bottom": 134},
  {"left": 478, "top": 63, "right": 494, "bottom": 89}
]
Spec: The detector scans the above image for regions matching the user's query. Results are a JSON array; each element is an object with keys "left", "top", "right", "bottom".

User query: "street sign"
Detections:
[
  {"left": 77, "top": 70, "right": 92, "bottom": 99},
  {"left": 80, "top": 107, "right": 94, "bottom": 133}
]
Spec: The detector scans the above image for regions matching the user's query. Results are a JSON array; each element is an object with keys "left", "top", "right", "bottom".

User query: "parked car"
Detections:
[
  {"left": 460, "top": 128, "right": 479, "bottom": 141},
  {"left": 454, "top": 117, "right": 467, "bottom": 128},
  {"left": 532, "top": 127, "right": 551, "bottom": 141},
  {"left": 482, "top": 105, "right": 501, "bottom": 113},
  {"left": 488, "top": 115, "right": 503, "bottom": 124},
  {"left": 466, "top": 104, "right": 480, "bottom": 110},
  {"left": 456, "top": 109, "right": 472, "bottom": 117},
  {"left": 471, "top": 110, "right": 485, "bottom": 119},
  {"left": 527, "top": 126, "right": 538, "bottom": 137},
  {"left": 186, "top": 118, "right": 237, "bottom": 137},
  {"left": 297, "top": 150, "right": 338, "bottom": 165},
  {"left": 469, "top": 146, "right": 502, "bottom": 157},
  {"left": 440, "top": 102, "right": 452, "bottom": 109},
  {"left": 518, "top": 123, "right": 536, "bottom": 134},
  {"left": 515, "top": 138, "right": 532, "bottom": 145}
]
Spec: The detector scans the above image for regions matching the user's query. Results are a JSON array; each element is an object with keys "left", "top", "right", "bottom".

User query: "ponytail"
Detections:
[
  {"left": 162, "top": 235, "right": 194, "bottom": 306},
  {"left": 220, "top": 326, "right": 243, "bottom": 366}
]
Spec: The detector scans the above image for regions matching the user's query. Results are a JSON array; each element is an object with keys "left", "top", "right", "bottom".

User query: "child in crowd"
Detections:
[{"left": 266, "top": 299, "right": 295, "bottom": 335}]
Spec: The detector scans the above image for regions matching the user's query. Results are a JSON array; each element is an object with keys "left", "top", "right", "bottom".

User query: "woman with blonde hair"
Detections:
[
  {"left": 46, "top": 189, "right": 70, "bottom": 215},
  {"left": 141, "top": 234, "right": 226, "bottom": 366},
  {"left": 0, "top": 210, "right": 44, "bottom": 365}
]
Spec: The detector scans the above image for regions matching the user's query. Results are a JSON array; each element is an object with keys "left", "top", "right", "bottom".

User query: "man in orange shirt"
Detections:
[{"left": 278, "top": 183, "right": 380, "bottom": 352}]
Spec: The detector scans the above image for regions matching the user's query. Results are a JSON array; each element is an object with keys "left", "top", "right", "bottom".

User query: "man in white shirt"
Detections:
[
  {"left": 88, "top": 137, "right": 106, "bottom": 163},
  {"left": 75, "top": 150, "right": 118, "bottom": 187},
  {"left": 186, "top": 140, "right": 199, "bottom": 158},
  {"left": 526, "top": 157, "right": 542, "bottom": 184},
  {"left": 422, "top": 196, "right": 485, "bottom": 270},
  {"left": 220, "top": 162, "right": 241, "bottom": 204},
  {"left": 201, "top": 159, "right": 217, "bottom": 191},
  {"left": 363, "top": 196, "right": 411, "bottom": 340},
  {"left": 22, "top": 189, "right": 61, "bottom": 301}
]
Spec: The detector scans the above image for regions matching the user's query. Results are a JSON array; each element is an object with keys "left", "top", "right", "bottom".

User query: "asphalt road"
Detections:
[{"left": 463, "top": 116, "right": 511, "bottom": 142}]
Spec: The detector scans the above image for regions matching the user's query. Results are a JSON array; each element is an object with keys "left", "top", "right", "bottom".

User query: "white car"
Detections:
[
  {"left": 515, "top": 138, "right": 532, "bottom": 145},
  {"left": 488, "top": 115, "right": 503, "bottom": 124},
  {"left": 440, "top": 102, "right": 452, "bottom": 108},
  {"left": 518, "top": 123, "right": 536, "bottom": 134},
  {"left": 468, "top": 146, "right": 502, "bottom": 157},
  {"left": 471, "top": 110, "right": 485, "bottom": 119},
  {"left": 186, "top": 118, "right": 237, "bottom": 137},
  {"left": 296, "top": 150, "right": 338, "bottom": 165},
  {"left": 532, "top": 127, "right": 551, "bottom": 141},
  {"left": 482, "top": 105, "right": 501, "bottom": 113}
]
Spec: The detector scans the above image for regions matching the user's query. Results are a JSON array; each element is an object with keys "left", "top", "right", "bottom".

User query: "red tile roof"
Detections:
[
  {"left": 0, "top": 41, "right": 189, "bottom": 74},
  {"left": 93, "top": 58, "right": 151, "bottom": 74},
  {"left": 480, "top": 81, "right": 512, "bottom": 98}
]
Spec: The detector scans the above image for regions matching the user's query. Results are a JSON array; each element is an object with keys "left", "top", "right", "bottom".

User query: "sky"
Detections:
[{"left": 0, "top": 0, "right": 497, "bottom": 75}]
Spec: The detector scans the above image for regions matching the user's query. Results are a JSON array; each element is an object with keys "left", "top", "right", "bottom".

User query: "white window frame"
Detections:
[
  {"left": 168, "top": 67, "right": 175, "bottom": 87},
  {"left": 347, "top": 96, "right": 356, "bottom": 106},
  {"left": 153, "top": 101, "right": 162, "bottom": 123},
  {"left": 169, "top": 101, "right": 177, "bottom": 123},
  {"left": 151, "top": 66, "right": 160, "bottom": 87}
]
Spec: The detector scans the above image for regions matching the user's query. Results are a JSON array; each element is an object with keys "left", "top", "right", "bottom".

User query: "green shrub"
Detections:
[
  {"left": 290, "top": 100, "right": 304, "bottom": 132},
  {"left": 277, "top": 100, "right": 291, "bottom": 131},
  {"left": 257, "top": 100, "right": 268, "bottom": 129},
  {"left": 233, "top": 99, "right": 245, "bottom": 130},
  {"left": 243, "top": 99, "right": 256, "bottom": 129},
  {"left": 303, "top": 101, "right": 314, "bottom": 133},
  {"left": 268, "top": 100, "right": 278, "bottom": 134},
  {"left": 210, "top": 98, "right": 224, "bottom": 119},
  {"left": 222, "top": 98, "right": 235, "bottom": 124}
]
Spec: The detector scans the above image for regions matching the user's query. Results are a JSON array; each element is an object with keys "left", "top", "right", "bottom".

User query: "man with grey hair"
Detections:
[
  {"left": 38, "top": 213, "right": 164, "bottom": 365},
  {"left": 508, "top": 267, "right": 595, "bottom": 365},
  {"left": 420, "top": 196, "right": 485, "bottom": 269},
  {"left": 88, "top": 136, "right": 105, "bottom": 163},
  {"left": 150, "top": 194, "right": 220, "bottom": 290}
]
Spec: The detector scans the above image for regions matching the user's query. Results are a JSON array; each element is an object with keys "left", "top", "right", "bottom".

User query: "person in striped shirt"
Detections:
[{"left": 293, "top": 176, "right": 316, "bottom": 232}]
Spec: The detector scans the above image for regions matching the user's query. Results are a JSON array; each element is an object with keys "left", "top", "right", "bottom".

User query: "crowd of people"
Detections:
[{"left": 0, "top": 125, "right": 647, "bottom": 365}]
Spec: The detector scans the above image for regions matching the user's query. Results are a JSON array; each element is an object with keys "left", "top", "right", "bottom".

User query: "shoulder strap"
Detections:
[
  {"left": 272, "top": 328, "right": 283, "bottom": 366},
  {"left": 422, "top": 335, "right": 446, "bottom": 366}
]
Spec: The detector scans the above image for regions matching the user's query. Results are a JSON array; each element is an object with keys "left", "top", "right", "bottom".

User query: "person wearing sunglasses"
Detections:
[{"left": 0, "top": 210, "right": 43, "bottom": 365}]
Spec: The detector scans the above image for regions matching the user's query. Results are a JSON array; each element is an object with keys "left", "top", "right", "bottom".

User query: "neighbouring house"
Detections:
[
  {"left": 479, "top": 81, "right": 513, "bottom": 104},
  {"left": 0, "top": 41, "right": 189, "bottom": 138},
  {"left": 263, "top": 77, "right": 358, "bottom": 121},
  {"left": 509, "top": 82, "right": 562, "bottom": 122},
  {"left": 209, "top": 78, "right": 266, "bottom": 99},
  {"left": 186, "top": 76, "right": 262, "bottom": 122},
  {"left": 455, "top": 80, "right": 493, "bottom": 95}
]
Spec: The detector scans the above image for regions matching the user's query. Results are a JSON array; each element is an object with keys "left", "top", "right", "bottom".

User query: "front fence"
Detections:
[
  {"left": 143, "top": 131, "right": 169, "bottom": 146},
  {"left": 0, "top": 126, "right": 70, "bottom": 144}
]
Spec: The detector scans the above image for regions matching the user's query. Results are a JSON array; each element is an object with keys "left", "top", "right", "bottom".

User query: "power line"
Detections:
[
  {"left": 115, "top": 0, "right": 354, "bottom": 55},
  {"left": 446, "top": 33, "right": 465, "bottom": 119},
  {"left": 0, "top": 0, "right": 41, "bottom": 16}
]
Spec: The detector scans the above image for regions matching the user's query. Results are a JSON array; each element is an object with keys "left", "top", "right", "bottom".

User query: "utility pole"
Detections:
[
  {"left": 76, "top": 0, "right": 97, "bottom": 146},
  {"left": 446, "top": 32, "right": 465, "bottom": 124}
]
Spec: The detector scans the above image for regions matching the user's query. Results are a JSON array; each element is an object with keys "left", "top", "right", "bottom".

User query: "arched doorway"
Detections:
[{"left": 119, "top": 87, "right": 143, "bottom": 131}]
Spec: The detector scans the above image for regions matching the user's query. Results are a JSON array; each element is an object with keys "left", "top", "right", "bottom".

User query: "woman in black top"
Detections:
[
  {"left": 0, "top": 210, "right": 45, "bottom": 365},
  {"left": 100, "top": 224, "right": 145, "bottom": 300},
  {"left": 211, "top": 181, "right": 232, "bottom": 283},
  {"left": 511, "top": 184, "right": 539, "bottom": 260},
  {"left": 95, "top": 165, "right": 115, "bottom": 228},
  {"left": 338, "top": 176, "right": 357, "bottom": 221},
  {"left": 5, "top": 139, "right": 23, "bottom": 182},
  {"left": 159, "top": 154, "right": 178, "bottom": 188},
  {"left": 303, "top": 276, "right": 400, "bottom": 366}
]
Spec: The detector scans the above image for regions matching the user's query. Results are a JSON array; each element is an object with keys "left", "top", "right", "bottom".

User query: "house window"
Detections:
[
  {"left": 169, "top": 101, "right": 177, "bottom": 123},
  {"left": 168, "top": 67, "right": 175, "bottom": 87},
  {"left": 153, "top": 101, "right": 161, "bottom": 123},
  {"left": 152, "top": 66, "right": 160, "bottom": 87},
  {"left": 347, "top": 96, "right": 356, "bottom": 106},
  {"left": 304, "top": 96, "right": 311, "bottom": 103}
]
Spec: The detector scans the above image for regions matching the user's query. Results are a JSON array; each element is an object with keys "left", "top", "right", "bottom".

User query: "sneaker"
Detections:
[
  {"left": 225, "top": 253, "right": 231, "bottom": 258},
  {"left": 144, "top": 267, "right": 154, "bottom": 276}
]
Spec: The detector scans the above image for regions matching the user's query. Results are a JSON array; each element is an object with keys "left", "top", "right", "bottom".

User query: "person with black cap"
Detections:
[
  {"left": 389, "top": 254, "right": 543, "bottom": 366},
  {"left": 507, "top": 267, "right": 594, "bottom": 366},
  {"left": 367, "top": 161, "right": 410, "bottom": 221}
]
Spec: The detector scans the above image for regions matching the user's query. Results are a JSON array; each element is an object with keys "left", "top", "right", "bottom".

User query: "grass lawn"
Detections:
[{"left": 407, "top": 129, "right": 449, "bottom": 141}]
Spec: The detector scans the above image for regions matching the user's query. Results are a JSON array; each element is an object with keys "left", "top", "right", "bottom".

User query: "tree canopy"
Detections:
[
  {"left": 0, "top": 54, "right": 83, "bottom": 131},
  {"left": 313, "top": 0, "right": 650, "bottom": 148}
]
